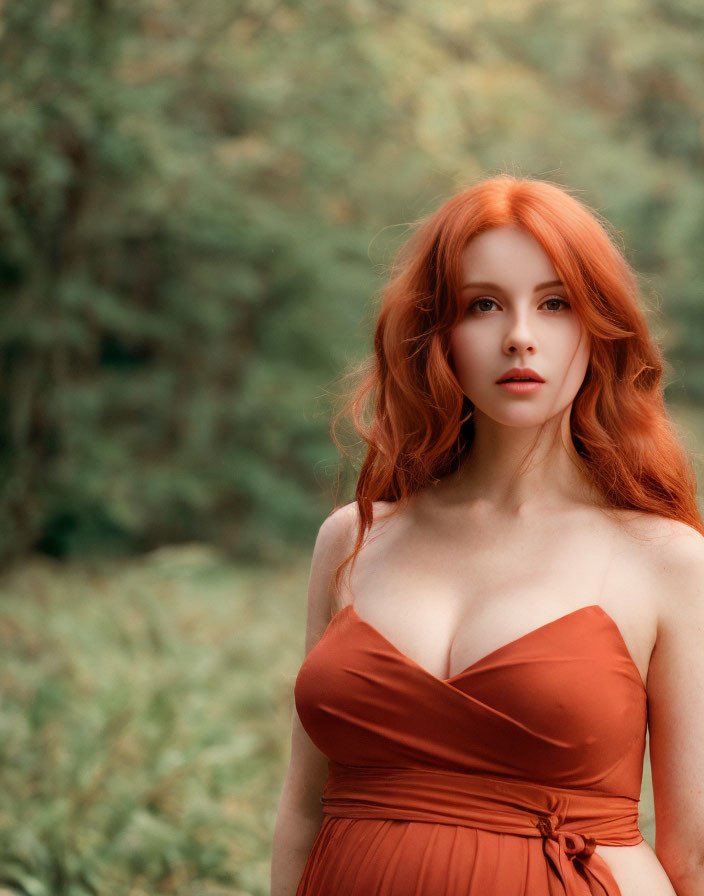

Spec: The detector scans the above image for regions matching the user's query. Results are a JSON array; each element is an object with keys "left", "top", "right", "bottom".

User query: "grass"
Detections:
[{"left": 0, "top": 544, "right": 657, "bottom": 895}]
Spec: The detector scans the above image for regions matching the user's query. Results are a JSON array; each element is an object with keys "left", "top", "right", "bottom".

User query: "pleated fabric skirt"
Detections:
[{"left": 296, "top": 816, "right": 577, "bottom": 895}]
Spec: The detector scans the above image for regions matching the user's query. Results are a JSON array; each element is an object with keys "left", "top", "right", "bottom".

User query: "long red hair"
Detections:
[{"left": 329, "top": 175, "right": 703, "bottom": 593}]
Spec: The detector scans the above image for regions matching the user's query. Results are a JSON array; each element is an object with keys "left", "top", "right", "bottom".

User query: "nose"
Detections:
[{"left": 503, "top": 312, "right": 536, "bottom": 354}]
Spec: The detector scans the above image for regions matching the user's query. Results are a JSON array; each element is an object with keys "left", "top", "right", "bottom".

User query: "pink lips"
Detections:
[
  {"left": 496, "top": 366, "right": 545, "bottom": 395},
  {"left": 497, "top": 381, "right": 543, "bottom": 394},
  {"left": 496, "top": 366, "right": 545, "bottom": 384}
]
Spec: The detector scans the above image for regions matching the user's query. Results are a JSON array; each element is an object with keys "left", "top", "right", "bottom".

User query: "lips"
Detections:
[{"left": 496, "top": 367, "right": 545, "bottom": 384}]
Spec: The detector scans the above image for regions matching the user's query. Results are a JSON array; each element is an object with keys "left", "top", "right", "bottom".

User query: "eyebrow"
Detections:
[{"left": 461, "top": 279, "right": 565, "bottom": 291}]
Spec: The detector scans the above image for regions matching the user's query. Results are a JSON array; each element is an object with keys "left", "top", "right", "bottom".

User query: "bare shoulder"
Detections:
[
  {"left": 304, "top": 503, "right": 357, "bottom": 648},
  {"left": 306, "top": 500, "right": 397, "bottom": 639},
  {"left": 314, "top": 500, "right": 396, "bottom": 568},
  {"left": 626, "top": 512, "right": 704, "bottom": 576},
  {"left": 646, "top": 516, "right": 704, "bottom": 622},
  {"left": 316, "top": 501, "right": 359, "bottom": 553},
  {"left": 317, "top": 500, "right": 399, "bottom": 554},
  {"left": 615, "top": 510, "right": 704, "bottom": 620}
]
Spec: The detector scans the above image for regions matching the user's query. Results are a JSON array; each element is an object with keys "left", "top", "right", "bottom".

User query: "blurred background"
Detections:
[{"left": 1, "top": 0, "right": 703, "bottom": 893}]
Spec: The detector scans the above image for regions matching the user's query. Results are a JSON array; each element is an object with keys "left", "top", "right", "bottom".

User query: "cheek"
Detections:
[
  {"left": 565, "top": 325, "right": 591, "bottom": 376},
  {"left": 553, "top": 327, "right": 591, "bottom": 401},
  {"left": 449, "top": 326, "right": 484, "bottom": 380}
]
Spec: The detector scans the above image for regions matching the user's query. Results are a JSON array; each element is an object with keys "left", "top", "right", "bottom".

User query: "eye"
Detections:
[
  {"left": 466, "top": 295, "right": 571, "bottom": 314},
  {"left": 542, "top": 296, "right": 571, "bottom": 312},
  {"left": 467, "top": 298, "right": 499, "bottom": 314}
]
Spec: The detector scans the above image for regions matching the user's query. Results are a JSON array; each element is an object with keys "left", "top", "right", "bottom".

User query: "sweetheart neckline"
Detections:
[{"left": 336, "top": 603, "right": 647, "bottom": 693}]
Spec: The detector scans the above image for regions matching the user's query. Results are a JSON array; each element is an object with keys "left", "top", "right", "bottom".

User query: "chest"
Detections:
[{"left": 341, "top": 507, "right": 657, "bottom": 691}]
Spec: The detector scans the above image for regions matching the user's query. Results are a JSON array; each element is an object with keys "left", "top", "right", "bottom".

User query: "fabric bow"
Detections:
[{"left": 537, "top": 813, "right": 597, "bottom": 860}]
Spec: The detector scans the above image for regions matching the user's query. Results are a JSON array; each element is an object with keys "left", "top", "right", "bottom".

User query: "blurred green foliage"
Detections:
[
  {"left": 0, "top": 0, "right": 703, "bottom": 564},
  {"left": 0, "top": 548, "right": 310, "bottom": 895}
]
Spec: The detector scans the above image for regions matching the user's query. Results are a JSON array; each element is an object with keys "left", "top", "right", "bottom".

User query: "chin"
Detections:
[{"left": 472, "top": 404, "right": 558, "bottom": 428}]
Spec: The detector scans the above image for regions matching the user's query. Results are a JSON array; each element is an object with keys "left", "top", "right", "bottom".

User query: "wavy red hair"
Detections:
[{"left": 328, "top": 175, "right": 703, "bottom": 594}]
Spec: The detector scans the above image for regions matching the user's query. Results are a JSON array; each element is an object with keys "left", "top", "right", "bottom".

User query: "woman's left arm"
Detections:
[{"left": 647, "top": 525, "right": 704, "bottom": 896}]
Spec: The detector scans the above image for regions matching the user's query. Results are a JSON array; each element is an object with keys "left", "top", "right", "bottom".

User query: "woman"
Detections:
[{"left": 270, "top": 175, "right": 704, "bottom": 896}]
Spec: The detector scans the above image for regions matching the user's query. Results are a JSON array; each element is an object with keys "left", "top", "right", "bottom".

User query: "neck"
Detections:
[{"left": 438, "top": 405, "right": 604, "bottom": 515}]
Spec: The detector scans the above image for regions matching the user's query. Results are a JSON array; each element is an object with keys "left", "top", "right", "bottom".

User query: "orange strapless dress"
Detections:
[{"left": 293, "top": 603, "right": 648, "bottom": 895}]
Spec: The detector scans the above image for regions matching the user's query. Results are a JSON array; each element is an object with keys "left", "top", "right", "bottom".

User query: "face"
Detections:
[{"left": 449, "top": 225, "right": 591, "bottom": 427}]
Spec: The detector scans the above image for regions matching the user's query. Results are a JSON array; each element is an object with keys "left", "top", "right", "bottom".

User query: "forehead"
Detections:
[{"left": 461, "top": 226, "right": 559, "bottom": 283}]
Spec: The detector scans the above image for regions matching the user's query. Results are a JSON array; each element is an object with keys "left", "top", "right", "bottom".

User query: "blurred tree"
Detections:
[{"left": 0, "top": 0, "right": 702, "bottom": 565}]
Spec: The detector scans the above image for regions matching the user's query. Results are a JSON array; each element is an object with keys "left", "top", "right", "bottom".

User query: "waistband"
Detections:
[{"left": 321, "top": 761, "right": 643, "bottom": 889}]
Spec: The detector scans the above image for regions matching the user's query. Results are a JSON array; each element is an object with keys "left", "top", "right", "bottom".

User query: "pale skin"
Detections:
[{"left": 270, "top": 225, "right": 704, "bottom": 896}]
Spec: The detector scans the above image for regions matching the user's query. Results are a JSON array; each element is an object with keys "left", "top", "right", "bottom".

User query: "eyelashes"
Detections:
[{"left": 467, "top": 297, "right": 571, "bottom": 315}]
